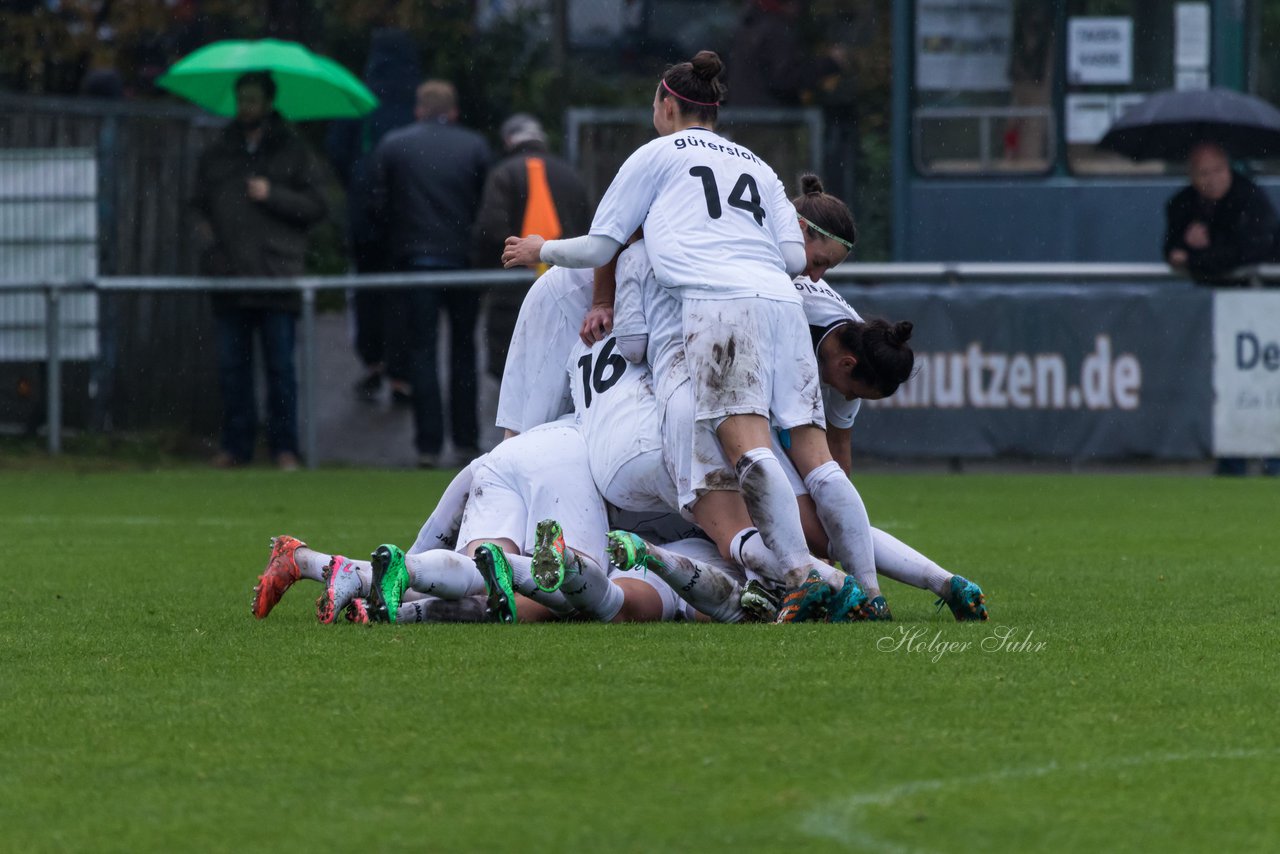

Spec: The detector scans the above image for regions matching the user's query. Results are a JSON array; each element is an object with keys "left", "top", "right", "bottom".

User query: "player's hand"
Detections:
[
  {"left": 580, "top": 304, "right": 613, "bottom": 345},
  {"left": 1167, "top": 249, "right": 1188, "bottom": 267},
  {"left": 503, "top": 235, "right": 545, "bottom": 268},
  {"left": 1184, "top": 222, "right": 1210, "bottom": 250},
  {"left": 247, "top": 177, "right": 271, "bottom": 201}
]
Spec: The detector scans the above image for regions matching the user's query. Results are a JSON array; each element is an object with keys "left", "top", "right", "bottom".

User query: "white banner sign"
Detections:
[
  {"left": 1213, "top": 291, "right": 1280, "bottom": 456},
  {"left": 1068, "top": 17, "right": 1133, "bottom": 85}
]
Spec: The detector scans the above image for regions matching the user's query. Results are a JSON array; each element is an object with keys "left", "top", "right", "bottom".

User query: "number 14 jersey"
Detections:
[{"left": 589, "top": 127, "right": 803, "bottom": 303}]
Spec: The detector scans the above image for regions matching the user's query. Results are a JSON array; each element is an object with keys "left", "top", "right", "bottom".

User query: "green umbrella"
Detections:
[{"left": 157, "top": 38, "right": 378, "bottom": 120}]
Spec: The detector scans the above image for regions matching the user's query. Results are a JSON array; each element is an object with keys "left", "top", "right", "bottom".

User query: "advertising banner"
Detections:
[
  {"left": 833, "top": 283, "right": 1213, "bottom": 459},
  {"left": 1212, "top": 291, "right": 1280, "bottom": 456}
]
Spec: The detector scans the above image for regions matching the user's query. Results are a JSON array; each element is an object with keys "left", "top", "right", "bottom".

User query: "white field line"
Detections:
[{"left": 800, "top": 748, "right": 1279, "bottom": 853}]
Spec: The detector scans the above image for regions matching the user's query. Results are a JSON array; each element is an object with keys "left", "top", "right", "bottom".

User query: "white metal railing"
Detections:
[{"left": 3, "top": 262, "right": 1272, "bottom": 465}]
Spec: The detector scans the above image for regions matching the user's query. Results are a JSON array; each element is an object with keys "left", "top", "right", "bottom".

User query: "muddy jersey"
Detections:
[
  {"left": 569, "top": 335, "right": 665, "bottom": 493},
  {"left": 589, "top": 127, "right": 802, "bottom": 302},
  {"left": 793, "top": 276, "right": 864, "bottom": 430}
]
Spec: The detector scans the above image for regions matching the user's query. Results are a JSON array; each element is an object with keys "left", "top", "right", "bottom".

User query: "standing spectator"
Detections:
[
  {"left": 471, "top": 112, "right": 591, "bottom": 381},
  {"left": 1164, "top": 140, "right": 1280, "bottom": 476},
  {"left": 192, "top": 71, "right": 327, "bottom": 470},
  {"left": 326, "top": 27, "right": 421, "bottom": 403},
  {"left": 368, "top": 80, "right": 492, "bottom": 468}
]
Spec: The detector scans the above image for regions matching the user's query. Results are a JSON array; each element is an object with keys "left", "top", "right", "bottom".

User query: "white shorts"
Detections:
[
  {"left": 457, "top": 423, "right": 607, "bottom": 562},
  {"left": 662, "top": 377, "right": 736, "bottom": 512},
  {"left": 603, "top": 447, "right": 679, "bottom": 514},
  {"left": 682, "top": 296, "right": 825, "bottom": 429},
  {"left": 608, "top": 566, "right": 681, "bottom": 621}
]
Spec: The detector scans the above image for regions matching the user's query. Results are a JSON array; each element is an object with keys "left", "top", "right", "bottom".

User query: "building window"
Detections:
[
  {"left": 1064, "top": 0, "right": 1199, "bottom": 176},
  {"left": 913, "top": 0, "right": 1056, "bottom": 175}
]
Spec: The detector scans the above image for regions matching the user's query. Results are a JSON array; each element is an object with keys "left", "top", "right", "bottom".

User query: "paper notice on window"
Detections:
[
  {"left": 1066, "top": 94, "right": 1113, "bottom": 144},
  {"left": 1068, "top": 18, "right": 1133, "bottom": 85},
  {"left": 1176, "top": 69, "right": 1210, "bottom": 91},
  {"left": 1175, "top": 3, "right": 1210, "bottom": 69},
  {"left": 915, "top": 0, "right": 1014, "bottom": 92}
]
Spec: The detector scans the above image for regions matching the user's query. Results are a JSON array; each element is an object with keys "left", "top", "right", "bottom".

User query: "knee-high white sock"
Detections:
[
  {"left": 872, "top": 527, "right": 952, "bottom": 596},
  {"left": 729, "top": 527, "right": 842, "bottom": 592},
  {"left": 804, "top": 462, "right": 880, "bottom": 596},
  {"left": 506, "top": 554, "right": 574, "bottom": 615},
  {"left": 645, "top": 539, "right": 744, "bottom": 623},
  {"left": 408, "top": 463, "right": 476, "bottom": 554},
  {"left": 735, "top": 447, "right": 814, "bottom": 588},
  {"left": 405, "top": 550, "right": 488, "bottom": 599},
  {"left": 558, "top": 552, "right": 627, "bottom": 622},
  {"left": 397, "top": 595, "right": 489, "bottom": 623},
  {"left": 292, "top": 547, "right": 330, "bottom": 582}
]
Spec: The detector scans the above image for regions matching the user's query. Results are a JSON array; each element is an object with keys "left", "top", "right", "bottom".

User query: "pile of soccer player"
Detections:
[{"left": 249, "top": 50, "right": 989, "bottom": 627}]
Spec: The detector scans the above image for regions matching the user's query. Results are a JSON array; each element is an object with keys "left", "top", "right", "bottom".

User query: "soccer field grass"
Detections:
[{"left": 2, "top": 467, "right": 1276, "bottom": 852}]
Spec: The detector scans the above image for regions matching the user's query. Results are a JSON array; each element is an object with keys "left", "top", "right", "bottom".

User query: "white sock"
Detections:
[
  {"left": 507, "top": 554, "right": 573, "bottom": 615},
  {"left": 729, "top": 528, "right": 779, "bottom": 578},
  {"left": 405, "top": 550, "right": 488, "bottom": 598},
  {"left": 645, "top": 539, "right": 744, "bottom": 623},
  {"left": 804, "top": 462, "right": 880, "bottom": 596},
  {"left": 735, "top": 447, "right": 814, "bottom": 588},
  {"left": 293, "top": 547, "right": 330, "bottom": 582},
  {"left": 731, "top": 526, "right": 843, "bottom": 593},
  {"left": 558, "top": 553, "right": 626, "bottom": 622},
  {"left": 397, "top": 595, "right": 489, "bottom": 623},
  {"left": 872, "top": 527, "right": 952, "bottom": 596},
  {"left": 408, "top": 463, "right": 475, "bottom": 554}
]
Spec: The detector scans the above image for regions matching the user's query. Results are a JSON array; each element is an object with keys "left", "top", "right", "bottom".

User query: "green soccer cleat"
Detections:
[
  {"left": 473, "top": 542, "right": 518, "bottom": 624},
  {"left": 937, "top": 575, "right": 989, "bottom": 622},
  {"left": 369, "top": 544, "right": 409, "bottom": 624},
  {"left": 530, "top": 519, "right": 568, "bottom": 592},
  {"left": 775, "top": 570, "right": 833, "bottom": 624},
  {"left": 606, "top": 529, "right": 659, "bottom": 573},
  {"left": 739, "top": 579, "right": 780, "bottom": 623},
  {"left": 826, "top": 575, "right": 871, "bottom": 623}
]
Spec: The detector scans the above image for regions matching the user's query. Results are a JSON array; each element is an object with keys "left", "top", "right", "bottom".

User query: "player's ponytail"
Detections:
[
  {"left": 835, "top": 317, "right": 916, "bottom": 398},
  {"left": 660, "top": 50, "right": 725, "bottom": 124},
  {"left": 792, "top": 173, "right": 857, "bottom": 251}
]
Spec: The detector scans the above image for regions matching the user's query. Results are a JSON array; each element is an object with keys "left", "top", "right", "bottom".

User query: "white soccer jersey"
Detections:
[
  {"left": 589, "top": 128, "right": 803, "bottom": 302},
  {"left": 495, "top": 265, "right": 593, "bottom": 434},
  {"left": 793, "top": 276, "right": 865, "bottom": 430},
  {"left": 613, "top": 239, "right": 687, "bottom": 403},
  {"left": 568, "top": 335, "right": 665, "bottom": 497}
]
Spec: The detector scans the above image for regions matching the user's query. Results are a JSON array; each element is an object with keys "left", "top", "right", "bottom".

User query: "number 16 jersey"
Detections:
[{"left": 589, "top": 127, "right": 803, "bottom": 303}]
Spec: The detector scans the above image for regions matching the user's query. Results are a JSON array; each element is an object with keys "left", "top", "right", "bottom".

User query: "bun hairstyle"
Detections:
[
  {"left": 660, "top": 50, "right": 726, "bottom": 124},
  {"left": 836, "top": 318, "right": 915, "bottom": 398},
  {"left": 792, "top": 172, "right": 857, "bottom": 251}
]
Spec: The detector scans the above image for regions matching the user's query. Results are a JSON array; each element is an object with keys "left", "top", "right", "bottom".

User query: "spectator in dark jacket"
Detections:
[
  {"left": 471, "top": 113, "right": 591, "bottom": 380},
  {"left": 326, "top": 28, "right": 421, "bottom": 403},
  {"left": 1164, "top": 141, "right": 1280, "bottom": 283},
  {"left": 192, "top": 71, "right": 327, "bottom": 470},
  {"left": 368, "top": 80, "right": 492, "bottom": 467},
  {"left": 1163, "top": 140, "right": 1280, "bottom": 477}
]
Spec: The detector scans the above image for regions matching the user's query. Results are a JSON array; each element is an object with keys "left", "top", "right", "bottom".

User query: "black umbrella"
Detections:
[{"left": 1097, "top": 87, "right": 1280, "bottom": 161}]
